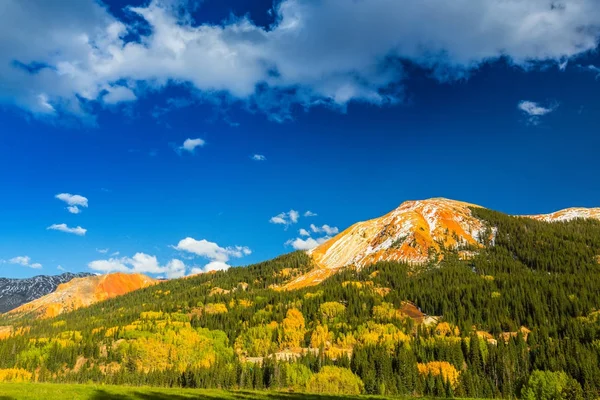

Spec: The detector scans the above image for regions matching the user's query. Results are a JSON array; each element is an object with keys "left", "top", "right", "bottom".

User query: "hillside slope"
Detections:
[
  {"left": 1, "top": 208, "right": 600, "bottom": 397},
  {"left": 0, "top": 272, "right": 92, "bottom": 313},
  {"left": 6, "top": 272, "right": 156, "bottom": 319},
  {"left": 285, "top": 198, "right": 600, "bottom": 289}
]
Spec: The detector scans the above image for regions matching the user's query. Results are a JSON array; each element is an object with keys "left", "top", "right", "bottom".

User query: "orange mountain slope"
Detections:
[
  {"left": 6, "top": 273, "right": 156, "bottom": 319},
  {"left": 284, "top": 198, "right": 600, "bottom": 289},
  {"left": 285, "top": 198, "right": 488, "bottom": 289}
]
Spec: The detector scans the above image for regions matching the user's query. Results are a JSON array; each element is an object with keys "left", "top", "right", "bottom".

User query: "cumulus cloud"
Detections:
[
  {"left": 518, "top": 100, "right": 558, "bottom": 125},
  {"left": 288, "top": 220, "right": 338, "bottom": 250},
  {"left": 88, "top": 252, "right": 186, "bottom": 279},
  {"left": 2, "top": 0, "right": 599, "bottom": 121},
  {"left": 178, "top": 138, "right": 205, "bottom": 153},
  {"left": 251, "top": 154, "right": 266, "bottom": 161},
  {"left": 310, "top": 224, "right": 339, "bottom": 235},
  {"left": 56, "top": 193, "right": 88, "bottom": 214},
  {"left": 286, "top": 236, "right": 329, "bottom": 251},
  {"left": 304, "top": 211, "right": 317, "bottom": 217},
  {"left": 202, "top": 261, "right": 231, "bottom": 273},
  {"left": 173, "top": 237, "right": 251, "bottom": 273},
  {"left": 3, "top": 256, "right": 42, "bottom": 269},
  {"left": 102, "top": 85, "right": 137, "bottom": 104},
  {"left": 270, "top": 210, "right": 300, "bottom": 227},
  {"left": 47, "top": 223, "right": 87, "bottom": 236},
  {"left": 299, "top": 228, "right": 310, "bottom": 237}
]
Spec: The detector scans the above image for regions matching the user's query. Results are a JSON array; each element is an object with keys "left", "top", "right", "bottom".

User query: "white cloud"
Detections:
[
  {"left": 56, "top": 193, "right": 88, "bottom": 214},
  {"left": 174, "top": 237, "right": 251, "bottom": 262},
  {"left": 518, "top": 101, "right": 555, "bottom": 117},
  {"left": 5, "top": 256, "right": 42, "bottom": 269},
  {"left": 202, "top": 261, "right": 231, "bottom": 273},
  {"left": 310, "top": 224, "right": 339, "bottom": 235},
  {"left": 299, "top": 228, "right": 310, "bottom": 237},
  {"left": 179, "top": 138, "right": 205, "bottom": 153},
  {"left": 2, "top": 0, "right": 600, "bottom": 121},
  {"left": 88, "top": 259, "right": 129, "bottom": 273},
  {"left": 304, "top": 211, "right": 317, "bottom": 217},
  {"left": 57, "top": 265, "right": 66, "bottom": 272},
  {"left": 88, "top": 252, "right": 187, "bottom": 279},
  {"left": 518, "top": 100, "right": 558, "bottom": 125},
  {"left": 251, "top": 154, "right": 266, "bottom": 161},
  {"left": 102, "top": 85, "right": 137, "bottom": 104},
  {"left": 47, "top": 223, "right": 87, "bottom": 236},
  {"left": 270, "top": 209, "right": 299, "bottom": 227},
  {"left": 173, "top": 237, "right": 250, "bottom": 274},
  {"left": 97, "top": 248, "right": 109, "bottom": 254},
  {"left": 286, "top": 236, "right": 329, "bottom": 251}
]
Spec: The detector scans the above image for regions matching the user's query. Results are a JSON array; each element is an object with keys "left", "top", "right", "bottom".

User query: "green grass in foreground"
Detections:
[{"left": 0, "top": 383, "right": 412, "bottom": 400}]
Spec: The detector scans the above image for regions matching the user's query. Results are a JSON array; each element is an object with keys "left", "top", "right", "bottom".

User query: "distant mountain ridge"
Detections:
[
  {"left": 284, "top": 198, "right": 600, "bottom": 289},
  {"left": 6, "top": 272, "right": 157, "bottom": 319},
  {"left": 0, "top": 272, "right": 93, "bottom": 313}
]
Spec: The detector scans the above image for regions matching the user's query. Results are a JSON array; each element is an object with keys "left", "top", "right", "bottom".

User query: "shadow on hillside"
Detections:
[
  {"left": 91, "top": 389, "right": 361, "bottom": 400},
  {"left": 91, "top": 389, "right": 228, "bottom": 400},
  {"left": 0, "top": 396, "right": 16, "bottom": 400},
  {"left": 233, "top": 391, "right": 361, "bottom": 400}
]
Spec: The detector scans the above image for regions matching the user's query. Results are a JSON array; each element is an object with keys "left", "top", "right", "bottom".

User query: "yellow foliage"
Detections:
[
  {"left": 128, "top": 327, "right": 221, "bottom": 373},
  {"left": 372, "top": 302, "right": 403, "bottom": 321},
  {"left": 57, "top": 331, "right": 83, "bottom": 342},
  {"left": 335, "top": 332, "right": 357, "bottom": 349},
  {"left": 356, "top": 322, "right": 410, "bottom": 351},
  {"left": 204, "top": 303, "right": 228, "bottom": 314},
  {"left": 105, "top": 327, "right": 119, "bottom": 337},
  {"left": 319, "top": 302, "right": 346, "bottom": 319},
  {"left": 91, "top": 327, "right": 104, "bottom": 335},
  {"left": 304, "top": 291, "right": 323, "bottom": 299},
  {"left": 51, "top": 321, "right": 67, "bottom": 328},
  {"left": 435, "top": 322, "right": 460, "bottom": 337},
  {"left": 140, "top": 311, "right": 164, "bottom": 320},
  {"left": 310, "top": 324, "right": 333, "bottom": 348},
  {"left": 417, "top": 361, "right": 460, "bottom": 388},
  {"left": 0, "top": 368, "right": 33, "bottom": 383},
  {"left": 238, "top": 299, "right": 253, "bottom": 308},
  {"left": 482, "top": 275, "right": 495, "bottom": 281},
  {"left": 281, "top": 308, "right": 306, "bottom": 349},
  {"left": 342, "top": 281, "right": 363, "bottom": 288},
  {"left": 306, "top": 366, "right": 364, "bottom": 395},
  {"left": 234, "top": 324, "right": 278, "bottom": 357}
]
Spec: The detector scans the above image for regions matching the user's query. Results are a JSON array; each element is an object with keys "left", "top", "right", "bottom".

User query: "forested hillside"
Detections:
[{"left": 0, "top": 209, "right": 599, "bottom": 399}]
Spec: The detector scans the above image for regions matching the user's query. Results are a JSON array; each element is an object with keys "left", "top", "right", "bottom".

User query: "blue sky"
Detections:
[{"left": 1, "top": 0, "right": 599, "bottom": 279}]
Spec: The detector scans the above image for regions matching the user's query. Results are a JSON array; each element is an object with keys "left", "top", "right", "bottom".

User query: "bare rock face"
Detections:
[
  {"left": 7, "top": 272, "right": 157, "bottom": 319},
  {"left": 0, "top": 272, "right": 92, "bottom": 314}
]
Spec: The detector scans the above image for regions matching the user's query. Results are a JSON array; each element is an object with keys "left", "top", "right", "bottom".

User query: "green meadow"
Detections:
[{"left": 0, "top": 383, "right": 410, "bottom": 400}]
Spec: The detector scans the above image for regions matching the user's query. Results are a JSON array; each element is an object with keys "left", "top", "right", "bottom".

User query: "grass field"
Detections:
[{"left": 0, "top": 383, "right": 402, "bottom": 400}]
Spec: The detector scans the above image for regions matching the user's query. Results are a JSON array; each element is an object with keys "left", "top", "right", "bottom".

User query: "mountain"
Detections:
[
  {"left": 523, "top": 207, "right": 600, "bottom": 222},
  {"left": 1, "top": 201, "right": 600, "bottom": 397},
  {"left": 0, "top": 272, "right": 92, "bottom": 314},
  {"left": 285, "top": 198, "right": 600, "bottom": 289},
  {"left": 5, "top": 272, "right": 156, "bottom": 319}
]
